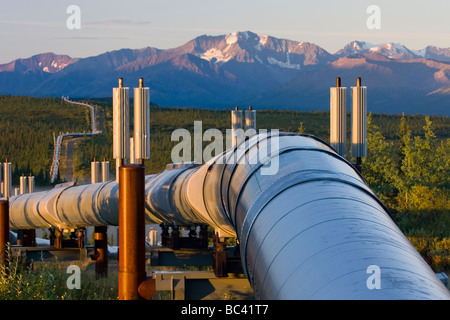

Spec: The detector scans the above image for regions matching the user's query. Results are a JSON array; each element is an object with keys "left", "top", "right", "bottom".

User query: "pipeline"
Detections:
[
  {"left": 50, "top": 98, "right": 101, "bottom": 183},
  {"left": 6, "top": 132, "right": 450, "bottom": 299}
]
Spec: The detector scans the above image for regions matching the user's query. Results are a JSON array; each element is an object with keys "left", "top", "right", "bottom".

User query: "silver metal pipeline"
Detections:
[{"left": 6, "top": 132, "right": 450, "bottom": 299}]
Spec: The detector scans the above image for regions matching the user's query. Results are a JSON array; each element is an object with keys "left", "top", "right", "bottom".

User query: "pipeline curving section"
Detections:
[{"left": 6, "top": 132, "right": 450, "bottom": 299}]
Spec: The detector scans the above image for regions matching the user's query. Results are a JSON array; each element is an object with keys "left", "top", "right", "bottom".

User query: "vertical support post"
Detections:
[
  {"left": 231, "top": 106, "right": 243, "bottom": 147},
  {"left": 116, "top": 159, "right": 122, "bottom": 182},
  {"left": 101, "top": 159, "right": 110, "bottom": 182},
  {"left": 20, "top": 174, "right": 27, "bottom": 194},
  {"left": 0, "top": 199, "right": 9, "bottom": 266},
  {"left": 21, "top": 229, "right": 36, "bottom": 247},
  {"left": 55, "top": 228, "right": 63, "bottom": 249},
  {"left": 113, "top": 78, "right": 130, "bottom": 183},
  {"left": 93, "top": 226, "right": 108, "bottom": 278},
  {"left": 170, "top": 225, "right": 180, "bottom": 250},
  {"left": 149, "top": 228, "right": 157, "bottom": 246},
  {"left": 212, "top": 233, "right": 228, "bottom": 277},
  {"left": 16, "top": 230, "right": 23, "bottom": 246},
  {"left": 330, "top": 77, "right": 347, "bottom": 157},
  {"left": 3, "top": 161, "right": 12, "bottom": 199},
  {"left": 160, "top": 223, "right": 169, "bottom": 247},
  {"left": 245, "top": 106, "right": 257, "bottom": 136},
  {"left": 91, "top": 158, "right": 101, "bottom": 184},
  {"left": 77, "top": 228, "right": 85, "bottom": 248},
  {"left": 48, "top": 227, "right": 56, "bottom": 246},
  {"left": 199, "top": 225, "right": 209, "bottom": 249},
  {"left": 0, "top": 162, "right": 2, "bottom": 197},
  {"left": 351, "top": 76, "right": 367, "bottom": 174},
  {"left": 28, "top": 174, "right": 34, "bottom": 193},
  {"left": 118, "top": 164, "right": 146, "bottom": 300},
  {"left": 134, "top": 78, "right": 151, "bottom": 164}
]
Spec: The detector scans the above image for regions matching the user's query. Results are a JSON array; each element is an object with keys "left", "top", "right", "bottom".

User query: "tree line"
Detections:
[
  {"left": 0, "top": 95, "right": 90, "bottom": 186},
  {"left": 363, "top": 113, "right": 449, "bottom": 272}
]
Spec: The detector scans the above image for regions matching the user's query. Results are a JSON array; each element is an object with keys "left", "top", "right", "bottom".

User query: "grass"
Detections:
[
  {"left": 0, "top": 245, "right": 118, "bottom": 300},
  {"left": 0, "top": 245, "right": 216, "bottom": 300}
]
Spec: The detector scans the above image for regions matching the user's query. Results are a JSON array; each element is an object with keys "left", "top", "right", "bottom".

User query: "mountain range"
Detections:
[{"left": 1, "top": 31, "right": 449, "bottom": 115}]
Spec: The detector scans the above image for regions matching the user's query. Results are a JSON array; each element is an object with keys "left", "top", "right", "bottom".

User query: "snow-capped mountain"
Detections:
[
  {"left": 184, "top": 31, "right": 332, "bottom": 69},
  {"left": 0, "top": 31, "right": 449, "bottom": 115},
  {"left": 0, "top": 53, "right": 78, "bottom": 73},
  {"left": 336, "top": 40, "right": 450, "bottom": 62},
  {"left": 336, "top": 41, "right": 419, "bottom": 59},
  {"left": 413, "top": 45, "right": 450, "bottom": 61}
]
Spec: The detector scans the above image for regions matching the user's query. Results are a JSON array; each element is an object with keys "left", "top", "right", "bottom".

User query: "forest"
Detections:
[
  {"left": 0, "top": 95, "right": 90, "bottom": 185},
  {"left": 0, "top": 95, "right": 448, "bottom": 274}
]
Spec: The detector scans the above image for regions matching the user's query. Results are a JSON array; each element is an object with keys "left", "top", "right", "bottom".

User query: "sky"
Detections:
[{"left": 0, "top": 0, "right": 449, "bottom": 64}]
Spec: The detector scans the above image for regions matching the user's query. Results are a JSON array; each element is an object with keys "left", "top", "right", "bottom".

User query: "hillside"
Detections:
[
  {"left": 0, "top": 31, "right": 449, "bottom": 115},
  {"left": 0, "top": 95, "right": 90, "bottom": 185}
]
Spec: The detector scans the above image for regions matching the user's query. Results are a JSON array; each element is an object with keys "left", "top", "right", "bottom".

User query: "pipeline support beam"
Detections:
[
  {"left": 92, "top": 226, "right": 108, "bottom": 278},
  {"left": 118, "top": 164, "right": 146, "bottom": 300},
  {"left": 0, "top": 199, "right": 9, "bottom": 266}
]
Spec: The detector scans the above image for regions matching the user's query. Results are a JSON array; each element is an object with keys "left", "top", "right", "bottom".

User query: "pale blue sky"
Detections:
[{"left": 0, "top": 0, "right": 449, "bottom": 63}]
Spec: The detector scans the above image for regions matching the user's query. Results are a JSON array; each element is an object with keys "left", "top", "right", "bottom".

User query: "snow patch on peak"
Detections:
[
  {"left": 200, "top": 48, "right": 232, "bottom": 63},
  {"left": 226, "top": 32, "right": 238, "bottom": 45},
  {"left": 352, "top": 41, "right": 375, "bottom": 51},
  {"left": 361, "top": 41, "right": 377, "bottom": 50},
  {"left": 267, "top": 53, "right": 301, "bottom": 70},
  {"left": 225, "top": 31, "right": 253, "bottom": 44},
  {"left": 412, "top": 48, "right": 426, "bottom": 57},
  {"left": 384, "top": 42, "right": 407, "bottom": 52},
  {"left": 259, "top": 34, "right": 268, "bottom": 46},
  {"left": 241, "top": 31, "right": 250, "bottom": 40}
]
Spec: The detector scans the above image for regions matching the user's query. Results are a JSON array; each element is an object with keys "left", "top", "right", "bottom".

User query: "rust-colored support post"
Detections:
[
  {"left": 22, "top": 229, "right": 36, "bottom": 247},
  {"left": 170, "top": 224, "right": 180, "bottom": 250},
  {"left": 118, "top": 164, "right": 146, "bottom": 300},
  {"left": 77, "top": 228, "right": 85, "bottom": 248},
  {"left": 212, "top": 233, "right": 228, "bottom": 278},
  {"left": 0, "top": 199, "right": 9, "bottom": 266},
  {"left": 199, "top": 225, "right": 209, "bottom": 249},
  {"left": 55, "top": 228, "right": 63, "bottom": 249},
  {"left": 49, "top": 227, "right": 56, "bottom": 246},
  {"left": 92, "top": 226, "right": 108, "bottom": 278},
  {"left": 160, "top": 223, "right": 169, "bottom": 247}
]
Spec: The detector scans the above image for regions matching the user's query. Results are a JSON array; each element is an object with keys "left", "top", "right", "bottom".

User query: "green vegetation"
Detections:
[
  {"left": 0, "top": 95, "right": 90, "bottom": 186},
  {"left": 0, "top": 244, "right": 211, "bottom": 300},
  {"left": 0, "top": 246, "right": 117, "bottom": 300},
  {"left": 363, "top": 113, "right": 449, "bottom": 273}
]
